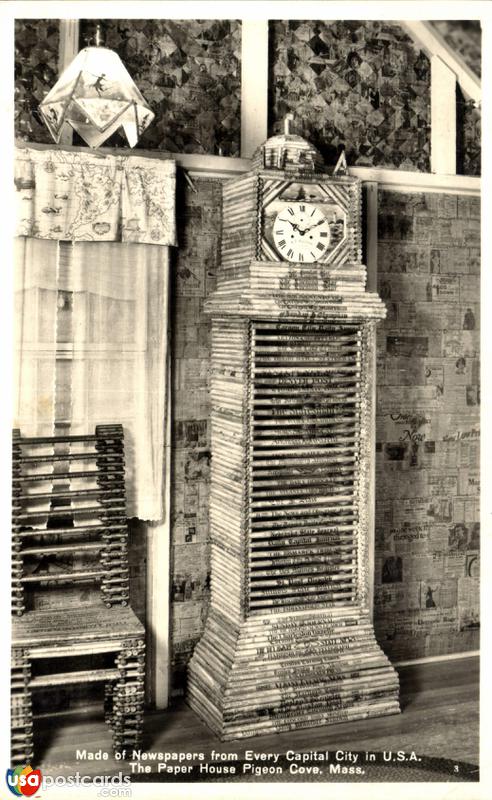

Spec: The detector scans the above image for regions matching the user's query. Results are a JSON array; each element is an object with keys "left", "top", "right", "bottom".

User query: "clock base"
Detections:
[{"left": 187, "top": 606, "right": 400, "bottom": 740}]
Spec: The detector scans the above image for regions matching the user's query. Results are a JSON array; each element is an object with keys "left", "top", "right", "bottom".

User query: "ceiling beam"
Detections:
[
  {"left": 401, "top": 21, "right": 481, "bottom": 104},
  {"left": 15, "top": 140, "right": 481, "bottom": 195}
]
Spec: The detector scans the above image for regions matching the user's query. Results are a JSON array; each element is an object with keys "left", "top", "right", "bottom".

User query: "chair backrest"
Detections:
[{"left": 12, "top": 424, "right": 130, "bottom": 615}]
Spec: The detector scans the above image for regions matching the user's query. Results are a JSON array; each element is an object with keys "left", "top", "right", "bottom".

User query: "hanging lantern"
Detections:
[{"left": 39, "top": 39, "right": 154, "bottom": 148}]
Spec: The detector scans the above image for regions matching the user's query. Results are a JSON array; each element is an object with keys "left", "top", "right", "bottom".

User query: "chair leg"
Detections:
[
  {"left": 104, "top": 681, "right": 115, "bottom": 727},
  {"left": 95, "top": 425, "right": 130, "bottom": 609},
  {"left": 112, "top": 638, "right": 145, "bottom": 757},
  {"left": 11, "top": 648, "right": 33, "bottom": 765},
  {"left": 11, "top": 544, "right": 25, "bottom": 616}
]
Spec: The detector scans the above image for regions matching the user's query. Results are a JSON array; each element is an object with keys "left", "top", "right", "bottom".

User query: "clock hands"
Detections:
[
  {"left": 301, "top": 219, "right": 328, "bottom": 234},
  {"left": 274, "top": 205, "right": 330, "bottom": 263},
  {"left": 278, "top": 218, "right": 302, "bottom": 232},
  {"left": 278, "top": 218, "right": 327, "bottom": 237}
]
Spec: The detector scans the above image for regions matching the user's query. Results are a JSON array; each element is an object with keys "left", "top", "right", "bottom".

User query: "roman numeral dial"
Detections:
[{"left": 272, "top": 203, "right": 331, "bottom": 263}]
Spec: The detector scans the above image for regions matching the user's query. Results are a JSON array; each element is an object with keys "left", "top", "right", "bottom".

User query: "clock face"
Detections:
[
  {"left": 260, "top": 181, "right": 357, "bottom": 266},
  {"left": 272, "top": 203, "right": 331, "bottom": 263}
]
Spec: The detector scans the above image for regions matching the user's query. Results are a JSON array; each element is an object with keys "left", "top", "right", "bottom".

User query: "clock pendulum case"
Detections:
[{"left": 187, "top": 126, "right": 400, "bottom": 739}]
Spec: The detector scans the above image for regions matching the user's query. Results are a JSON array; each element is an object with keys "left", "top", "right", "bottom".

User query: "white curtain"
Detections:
[
  {"left": 14, "top": 238, "right": 58, "bottom": 437},
  {"left": 14, "top": 146, "right": 175, "bottom": 522},
  {"left": 69, "top": 241, "right": 169, "bottom": 520},
  {"left": 14, "top": 239, "right": 169, "bottom": 521}
]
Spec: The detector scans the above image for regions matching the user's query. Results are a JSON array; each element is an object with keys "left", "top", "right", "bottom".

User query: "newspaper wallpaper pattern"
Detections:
[
  {"left": 14, "top": 19, "right": 59, "bottom": 143},
  {"left": 15, "top": 20, "right": 480, "bottom": 174},
  {"left": 268, "top": 20, "right": 431, "bottom": 172},
  {"left": 169, "top": 179, "right": 219, "bottom": 692},
  {"left": 458, "top": 93, "right": 481, "bottom": 177},
  {"left": 79, "top": 19, "right": 242, "bottom": 156},
  {"left": 374, "top": 189, "right": 480, "bottom": 660}
]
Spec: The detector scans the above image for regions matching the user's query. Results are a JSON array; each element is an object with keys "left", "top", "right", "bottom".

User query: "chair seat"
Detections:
[{"left": 12, "top": 605, "right": 144, "bottom": 649}]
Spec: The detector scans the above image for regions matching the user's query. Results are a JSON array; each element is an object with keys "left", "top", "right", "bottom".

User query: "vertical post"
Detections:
[
  {"left": 146, "top": 290, "right": 172, "bottom": 710},
  {"left": 365, "top": 182, "right": 378, "bottom": 619},
  {"left": 241, "top": 20, "right": 269, "bottom": 158},
  {"left": 431, "top": 55, "right": 457, "bottom": 175},
  {"left": 365, "top": 181, "right": 378, "bottom": 292},
  {"left": 58, "top": 20, "right": 79, "bottom": 146},
  {"left": 368, "top": 326, "right": 377, "bottom": 620}
]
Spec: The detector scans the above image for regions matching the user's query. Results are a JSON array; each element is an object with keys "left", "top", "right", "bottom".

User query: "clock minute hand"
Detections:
[{"left": 302, "top": 219, "right": 327, "bottom": 233}]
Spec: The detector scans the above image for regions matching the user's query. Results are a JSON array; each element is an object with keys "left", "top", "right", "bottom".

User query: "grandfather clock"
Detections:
[{"left": 188, "top": 123, "right": 400, "bottom": 739}]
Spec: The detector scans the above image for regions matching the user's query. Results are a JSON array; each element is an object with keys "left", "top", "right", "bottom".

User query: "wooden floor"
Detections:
[{"left": 35, "top": 656, "right": 479, "bottom": 777}]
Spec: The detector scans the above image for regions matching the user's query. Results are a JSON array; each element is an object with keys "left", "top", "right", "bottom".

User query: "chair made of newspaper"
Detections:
[{"left": 11, "top": 425, "right": 145, "bottom": 765}]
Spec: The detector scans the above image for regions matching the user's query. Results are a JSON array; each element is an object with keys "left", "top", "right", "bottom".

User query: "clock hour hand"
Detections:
[{"left": 277, "top": 218, "right": 301, "bottom": 232}]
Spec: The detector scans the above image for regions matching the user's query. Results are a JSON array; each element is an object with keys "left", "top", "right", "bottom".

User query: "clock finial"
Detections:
[
  {"left": 95, "top": 23, "right": 104, "bottom": 47},
  {"left": 333, "top": 149, "right": 348, "bottom": 176},
  {"left": 284, "top": 114, "right": 294, "bottom": 136}
]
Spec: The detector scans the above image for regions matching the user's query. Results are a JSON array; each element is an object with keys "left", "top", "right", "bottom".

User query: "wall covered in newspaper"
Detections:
[
  {"left": 457, "top": 93, "right": 481, "bottom": 177},
  {"left": 374, "top": 189, "right": 480, "bottom": 660},
  {"left": 14, "top": 19, "right": 59, "bottom": 143},
  {"left": 15, "top": 20, "right": 480, "bottom": 174},
  {"left": 169, "top": 178, "right": 220, "bottom": 693},
  {"left": 78, "top": 19, "right": 242, "bottom": 156},
  {"left": 268, "top": 20, "right": 432, "bottom": 172}
]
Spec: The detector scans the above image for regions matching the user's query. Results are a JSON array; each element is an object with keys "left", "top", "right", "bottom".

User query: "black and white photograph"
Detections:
[{"left": 1, "top": 1, "right": 488, "bottom": 798}]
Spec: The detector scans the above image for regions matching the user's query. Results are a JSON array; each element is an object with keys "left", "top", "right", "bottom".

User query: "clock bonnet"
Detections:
[{"left": 251, "top": 131, "right": 325, "bottom": 174}]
